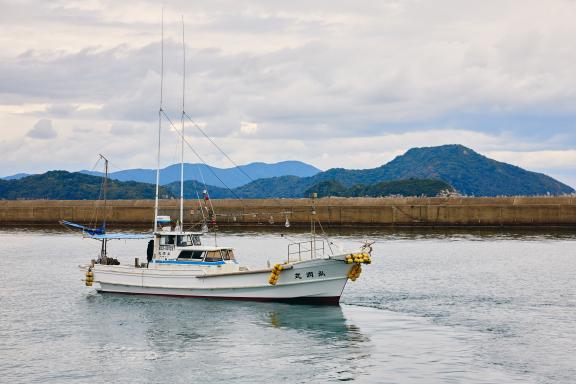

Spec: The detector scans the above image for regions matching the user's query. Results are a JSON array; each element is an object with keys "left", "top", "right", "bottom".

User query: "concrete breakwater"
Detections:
[{"left": 1, "top": 196, "right": 576, "bottom": 227}]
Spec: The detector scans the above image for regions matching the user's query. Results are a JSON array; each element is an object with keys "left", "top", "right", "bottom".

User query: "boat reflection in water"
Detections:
[
  {"left": 82, "top": 294, "right": 373, "bottom": 382},
  {"left": 263, "top": 303, "right": 369, "bottom": 342}
]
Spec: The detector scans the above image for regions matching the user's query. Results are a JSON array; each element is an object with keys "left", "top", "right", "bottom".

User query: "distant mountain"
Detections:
[
  {"left": 165, "top": 177, "right": 452, "bottom": 199},
  {"left": 0, "top": 171, "right": 173, "bottom": 200},
  {"left": 165, "top": 179, "right": 233, "bottom": 199},
  {"left": 331, "top": 144, "right": 572, "bottom": 196},
  {"left": 2, "top": 145, "right": 572, "bottom": 200},
  {"left": 81, "top": 161, "right": 320, "bottom": 188},
  {"left": 215, "top": 145, "right": 573, "bottom": 198},
  {"left": 1, "top": 173, "right": 32, "bottom": 180}
]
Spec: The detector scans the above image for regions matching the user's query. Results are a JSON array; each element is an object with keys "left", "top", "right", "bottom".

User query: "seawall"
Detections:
[{"left": 1, "top": 197, "right": 576, "bottom": 227}]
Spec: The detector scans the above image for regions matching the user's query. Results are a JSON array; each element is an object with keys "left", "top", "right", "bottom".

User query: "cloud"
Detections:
[
  {"left": 0, "top": 0, "right": 575, "bottom": 186},
  {"left": 240, "top": 121, "right": 259, "bottom": 135},
  {"left": 110, "top": 124, "right": 140, "bottom": 136},
  {"left": 27, "top": 119, "right": 57, "bottom": 139}
]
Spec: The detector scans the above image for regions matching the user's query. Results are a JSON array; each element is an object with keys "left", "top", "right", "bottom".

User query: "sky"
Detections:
[{"left": 1, "top": 0, "right": 575, "bottom": 187}]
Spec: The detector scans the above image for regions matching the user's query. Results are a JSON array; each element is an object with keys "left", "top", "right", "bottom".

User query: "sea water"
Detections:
[{"left": 0, "top": 227, "right": 574, "bottom": 383}]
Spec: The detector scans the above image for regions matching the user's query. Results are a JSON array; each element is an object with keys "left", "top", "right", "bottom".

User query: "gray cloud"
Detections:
[
  {"left": 0, "top": 0, "right": 575, "bottom": 184},
  {"left": 110, "top": 124, "right": 143, "bottom": 136},
  {"left": 27, "top": 119, "right": 57, "bottom": 139}
]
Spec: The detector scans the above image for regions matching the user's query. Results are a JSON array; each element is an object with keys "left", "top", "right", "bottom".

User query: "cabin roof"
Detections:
[
  {"left": 154, "top": 231, "right": 204, "bottom": 236},
  {"left": 175, "top": 245, "right": 234, "bottom": 251}
]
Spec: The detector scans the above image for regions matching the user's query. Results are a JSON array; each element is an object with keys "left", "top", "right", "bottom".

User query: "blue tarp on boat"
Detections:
[
  {"left": 60, "top": 220, "right": 105, "bottom": 235},
  {"left": 60, "top": 220, "right": 152, "bottom": 240}
]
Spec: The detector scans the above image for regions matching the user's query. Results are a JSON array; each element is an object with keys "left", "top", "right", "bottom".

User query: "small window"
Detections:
[
  {"left": 165, "top": 236, "right": 175, "bottom": 245},
  {"left": 178, "top": 250, "right": 193, "bottom": 259},
  {"left": 177, "top": 235, "right": 188, "bottom": 246},
  {"left": 221, "top": 249, "right": 235, "bottom": 260},
  {"left": 178, "top": 251, "right": 204, "bottom": 260},
  {"left": 192, "top": 235, "right": 201, "bottom": 245},
  {"left": 204, "top": 250, "right": 223, "bottom": 262},
  {"left": 191, "top": 251, "right": 204, "bottom": 260}
]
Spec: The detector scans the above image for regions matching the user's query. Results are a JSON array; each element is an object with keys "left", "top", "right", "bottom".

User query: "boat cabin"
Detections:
[{"left": 149, "top": 231, "right": 235, "bottom": 264}]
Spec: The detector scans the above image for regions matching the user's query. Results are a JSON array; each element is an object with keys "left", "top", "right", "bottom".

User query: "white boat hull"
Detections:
[{"left": 86, "top": 256, "right": 354, "bottom": 305}]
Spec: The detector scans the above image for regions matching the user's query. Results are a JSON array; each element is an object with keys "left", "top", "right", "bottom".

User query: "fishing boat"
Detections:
[
  {"left": 80, "top": 230, "right": 372, "bottom": 305},
  {"left": 72, "top": 158, "right": 373, "bottom": 305},
  {"left": 72, "top": 17, "right": 373, "bottom": 305}
]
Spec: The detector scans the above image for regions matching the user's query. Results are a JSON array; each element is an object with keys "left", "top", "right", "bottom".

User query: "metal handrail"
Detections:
[{"left": 287, "top": 240, "right": 325, "bottom": 262}]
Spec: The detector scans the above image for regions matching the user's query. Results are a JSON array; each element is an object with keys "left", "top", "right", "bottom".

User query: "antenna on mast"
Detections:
[
  {"left": 179, "top": 15, "right": 185, "bottom": 231},
  {"left": 154, "top": 8, "right": 164, "bottom": 232}
]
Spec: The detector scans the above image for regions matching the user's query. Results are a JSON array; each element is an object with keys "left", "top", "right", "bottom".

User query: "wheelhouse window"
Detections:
[
  {"left": 221, "top": 249, "right": 235, "bottom": 260},
  {"left": 204, "top": 250, "right": 223, "bottom": 262},
  {"left": 160, "top": 236, "right": 176, "bottom": 246},
  {"left": 160, "top": 235, "right": 175, "bottom": 245},
  {"left": 178, "top": 250, "right": 204, "bottom": 260},
  {"left": 177, "top": 235, "right": 189, "bottom": 246},
  {"left": 192, "top": 235, "right": 201, "bottom": 245}
]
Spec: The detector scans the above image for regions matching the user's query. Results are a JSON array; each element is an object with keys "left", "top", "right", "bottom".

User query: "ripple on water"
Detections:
[{"left": 1, "top": 228, "right": 575, "bottom": 383}]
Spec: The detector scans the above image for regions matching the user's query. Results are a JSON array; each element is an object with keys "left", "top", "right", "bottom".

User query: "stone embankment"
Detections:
[{"left": 1, "top": 196, "right": 576, "bottom": 227}]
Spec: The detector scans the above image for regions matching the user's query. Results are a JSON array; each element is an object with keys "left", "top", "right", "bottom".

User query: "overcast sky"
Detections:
[{"left": 1, "top": 0, "right": 575, "bottom": 186}]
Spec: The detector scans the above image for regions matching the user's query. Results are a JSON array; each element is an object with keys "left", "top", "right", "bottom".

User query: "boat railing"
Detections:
[{"left": 287, "top": 240, "right": 325, "bottom": 262}]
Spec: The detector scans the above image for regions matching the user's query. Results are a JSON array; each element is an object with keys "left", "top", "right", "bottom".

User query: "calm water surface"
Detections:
[{"left": 0, "top": 227, "right": 575, "bottom": 383}]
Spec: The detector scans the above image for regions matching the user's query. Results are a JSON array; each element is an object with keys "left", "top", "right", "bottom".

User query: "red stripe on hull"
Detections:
[{"left": 99, "top": 290, "right": 341, "bottom": 306}]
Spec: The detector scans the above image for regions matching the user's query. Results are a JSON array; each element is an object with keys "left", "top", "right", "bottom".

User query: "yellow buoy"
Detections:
[
  {"left": 269, "top": 264, "right": 284, "bottom": 285},
  {"left": 85, "top": 270, "right": 93, "bottom": 286}
]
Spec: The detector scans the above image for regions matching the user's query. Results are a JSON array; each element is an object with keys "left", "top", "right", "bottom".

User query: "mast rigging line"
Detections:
[
  {"left": 183, "top": 112, "right": 256, "bottom": 184},
  {"left": 159, "top": 8, "right": 164, "bottom": 109},
  {"left": 179, "top": 14, "right": 185, "bottom": 229},
  {"left": 160, "top": 109, "right": 246, "bottom": 203},
  {"left": 154, "top": 8, "right": 164, "bottom": 231}
]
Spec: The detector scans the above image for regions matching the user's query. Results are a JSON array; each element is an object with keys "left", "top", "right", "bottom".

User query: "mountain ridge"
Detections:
[
  {"left": 0, "top": 171, "right": 173, "bottom": 200},
  {"left": 1, "top": 173, "right": 32, "bottom": 181},
  {"left": 1, "top": 145, "right": 573, "bottom": 199},
  {"left": 80, "top": 160, "right": 321, "bottom": 188},
  {"left": 166, "top": 144, "right": 572, "bottom": 198}
]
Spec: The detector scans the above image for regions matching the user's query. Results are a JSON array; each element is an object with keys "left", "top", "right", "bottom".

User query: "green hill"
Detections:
[
  {"left": 357, "top": 145, "right": 572, "bottom": 196},
  {"left": 304, "top": 179, "right": 454, "bottom": 198},
  {"left": 224, "top": 145, "right": 573, "bottom": 197},
  {"left": 167, "top": 176, "right": 453, "bottom": 199},
  {"left": 2, "top": 145, "right": 573, "bottom": 199},
  {"left": 0, "top": 171, "right": 174, "bottom": 200}
]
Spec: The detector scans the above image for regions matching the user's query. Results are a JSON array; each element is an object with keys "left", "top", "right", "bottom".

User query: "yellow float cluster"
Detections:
[
  {"left": 268, "top": 264, "right": 283, "bottom": 285},
  {"left": 85, "top": 270, "right": 94, "bottom": 287},
  {"left": 345, "top": 253, "right": 371, "bottom": 264},
  {"left": 347, "top": 264, "right": 362, "bottom": 281}
]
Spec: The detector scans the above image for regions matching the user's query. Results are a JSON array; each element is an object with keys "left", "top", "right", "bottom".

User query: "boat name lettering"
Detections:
[{"left": 294, "top": 270, "right": 325, "bottom": 280}]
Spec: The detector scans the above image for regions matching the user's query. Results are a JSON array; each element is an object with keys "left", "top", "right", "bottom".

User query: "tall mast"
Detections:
[
  {"left": 154, "top": 8, "right": 164, "bottom": 232},
  {"left": 100, "top": 154, "right": 109, "bottom": 231},
  {"left": 311, "top": 192, "right": 317, "bottom": 258},
  {"left": 179, "top": 15, "right": 185, "bottom": 230},
  {"left": 99, "top": 153, "right": 109, "bottom": 260}
]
